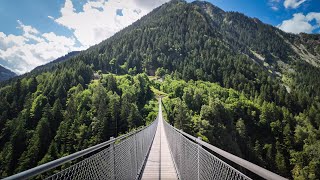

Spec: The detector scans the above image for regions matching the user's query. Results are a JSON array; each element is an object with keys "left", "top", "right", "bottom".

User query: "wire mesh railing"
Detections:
[
  {"left": 163, "top": 119, "right": 287, "bottom": 180},
  {"left": 4, "top": 117, "right": 158, "bottom": 180}
]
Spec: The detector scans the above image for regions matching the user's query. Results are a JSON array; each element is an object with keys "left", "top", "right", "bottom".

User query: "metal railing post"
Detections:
[
  {"left": 197, "top": 137, "right": 202, "bottom": 180},
  {"left": 179, "top": 129, "right": 183, "bottom": 179},
  {"left": 135, "top": 133, "right": 138, "bottom": 178},
  {"left": 141, "top": 128, "right": 144, "bottom": 172},
  {"left": 110, "top": 137, "right": 116, "bottom": 180}
]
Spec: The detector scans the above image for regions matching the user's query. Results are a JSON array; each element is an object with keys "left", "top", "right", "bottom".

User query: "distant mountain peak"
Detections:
[{"left": 0, "top": 65, "right": 16, "bottom": 82}]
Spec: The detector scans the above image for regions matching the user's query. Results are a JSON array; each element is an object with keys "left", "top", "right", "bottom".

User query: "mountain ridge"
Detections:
[
  {"left": 7, "top": 0, "right": 319, "bottom": 78},
  {"left": 32, "top": 51, "right": 80, "bottom": 72},
  {"left": 0, "top": 65, "right": 16, "bottom": 82}
]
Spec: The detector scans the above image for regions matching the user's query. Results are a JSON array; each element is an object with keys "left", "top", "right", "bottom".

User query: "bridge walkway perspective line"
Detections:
[
  {"left": 141, "top": 100, "right": 178, "bottom": 180},
  {"left": 4, "top": 98, "right": 288, "bottom": 180}
]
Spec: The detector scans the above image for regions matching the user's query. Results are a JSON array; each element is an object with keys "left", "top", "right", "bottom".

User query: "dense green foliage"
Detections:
[
  {"left": 0, "top": 72, "right": 155, "bottom": 177},
  {"left": 160, "top": 76, "right": 320, "bottom": 179},
  {"left": 0, "top": 0, "right": 319, "bottom": 179}
]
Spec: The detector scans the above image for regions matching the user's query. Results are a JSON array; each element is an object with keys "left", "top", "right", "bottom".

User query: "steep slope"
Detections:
[
  {"left": 82, "top": 0, "right": 320, "bottom": 101},
  {"left": 32, "top": 51, "right": 80, "bottom": 72},
  {"left": 0, "top": 65, "right": 16, "bottom": 82},
  {"left": 0, "top": 0, "right": 319, "bottom": 179}
]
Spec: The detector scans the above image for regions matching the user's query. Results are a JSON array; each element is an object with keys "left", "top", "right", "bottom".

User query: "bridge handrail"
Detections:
[
  {"left": 163, "top": 120, "right": 287, "bottom": 180},
  {"left": 4, "top": 118, "right": 158, "bottom": 180}
]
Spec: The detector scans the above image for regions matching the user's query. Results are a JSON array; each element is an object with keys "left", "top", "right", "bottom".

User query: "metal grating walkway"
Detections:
[{"left": 141, "top": 102, "right": 178, "bottom": 180}]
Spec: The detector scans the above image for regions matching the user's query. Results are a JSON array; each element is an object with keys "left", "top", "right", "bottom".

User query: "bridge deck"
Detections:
[{"left": 141, "top": 105, "right": 178, "bottom": 180}]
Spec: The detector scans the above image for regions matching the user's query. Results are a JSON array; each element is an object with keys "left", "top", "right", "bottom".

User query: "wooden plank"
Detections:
[
  {"left": 141, "top": 119, "right": 161, "bottom": 179},
  {"left": 141, "top": 103, "right": 178, "bottom": 180}
]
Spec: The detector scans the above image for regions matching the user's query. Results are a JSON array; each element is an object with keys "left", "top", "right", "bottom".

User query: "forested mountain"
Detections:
[
  {"left": 0, "top": 65, "right": 16, "bottom": 82},
  {"left": 32, "top": 51, "right": 80, "bottom": 72},
  {"left": 0, "top": 51, "right": 80, "bottom": 86},
  {"left": 0, "top": 0, "right": 319, "bottom": 179}
]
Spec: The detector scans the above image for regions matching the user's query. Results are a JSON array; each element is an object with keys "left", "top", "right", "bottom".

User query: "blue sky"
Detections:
[
  {"left": 0, "top": 0, "right": 319, "bottom": 74},
  {"left": 205, "top": 0, "right": 320, "bottom": 27}
]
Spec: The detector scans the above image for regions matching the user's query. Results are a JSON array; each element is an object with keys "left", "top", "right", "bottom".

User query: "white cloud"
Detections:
[
  {"left": 268, "top": 0, "right": 281, "bottom": 11},
  {"left": 0, "top": 20, "right": 80, "bottom": 74},
  {"left": 133, "top": 0, "right": 170, "bottom": 9},
  {"left": 42, "top": 32, "right": 75, "bottom": 46},
  {"left": 0, "top": 32, "right": 26, "bottom": 50},
  {"left": 0, "top": 0, "right": 170, "bottom": 74},
  {"left": 53, "top": 0, "right": 169, "bottom": 47},
  {"left": 284, "top": 0, "right": 306, "bottom": 9},
  {"left": 277, "top": 12, "right": 320, "bottom": 34},
  {"left": 17, "top": 20, "right": 45, "bottom": 43},
  {"left": 17, "top": 20, "right": 39, "bottom": 35},
  {"left": 306, "top": 12, "right": 320, "bottom": 22}
]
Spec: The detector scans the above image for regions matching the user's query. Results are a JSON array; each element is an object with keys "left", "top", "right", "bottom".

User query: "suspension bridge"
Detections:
[{"left": 4, "top": 99, "right": 287, "bottom": 180}]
